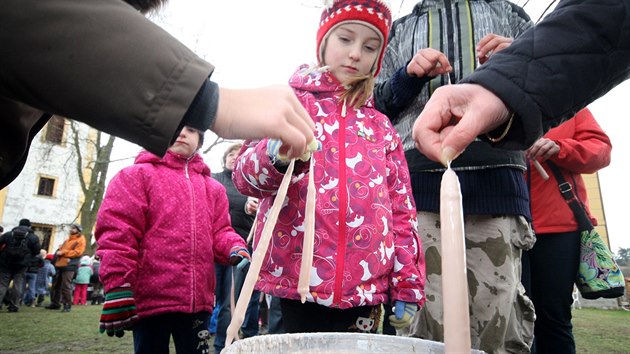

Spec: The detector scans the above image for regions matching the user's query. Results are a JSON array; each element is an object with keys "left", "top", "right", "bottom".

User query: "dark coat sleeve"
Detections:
[
  {"left": 463, "top": 0, "right": 630, "bottom": 150},
  {"left": 0, "top": 0, "right": 214, "bottom": 155}
]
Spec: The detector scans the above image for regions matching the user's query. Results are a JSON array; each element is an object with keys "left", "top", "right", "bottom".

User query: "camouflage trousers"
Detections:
[{"left": 408, "top": 212, "right": 536, "bottom": 354}]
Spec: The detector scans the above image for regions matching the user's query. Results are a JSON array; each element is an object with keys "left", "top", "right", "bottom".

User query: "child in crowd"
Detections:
[
  {"left": 95, "top": 126, "right": 250, "bottom": 354},
  {"left": 73, "top": 255, "right": 93, "bottom": 305},
  {"left": 233, "top": 0, "right": 425, "bottom": 334},
  {"left": 35, "top": 252, "right": 56, "bottom": 307}
]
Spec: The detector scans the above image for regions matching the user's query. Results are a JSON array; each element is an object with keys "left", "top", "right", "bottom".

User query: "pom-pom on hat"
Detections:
[{"left": 317, "top": 0, "right": 392, "bottom": 76}]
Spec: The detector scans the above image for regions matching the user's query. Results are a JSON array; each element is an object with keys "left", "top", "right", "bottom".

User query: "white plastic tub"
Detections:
[{"left": 223, "top": 332, "right": 486, "bottom": 353}]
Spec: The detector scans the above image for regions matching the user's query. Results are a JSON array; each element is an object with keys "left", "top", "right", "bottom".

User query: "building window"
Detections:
[
  {"left": 37, "top": 177, "right": 56, "bottom": 197},
  {"left": 45, "top": 116, "right": 65, "bottom": 144},
  {"left": 31, "top": 225, "right": 53, "bottom": 253}
]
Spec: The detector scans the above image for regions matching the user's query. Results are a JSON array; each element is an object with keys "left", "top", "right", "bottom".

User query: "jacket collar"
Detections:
[{"left": 134, "top": 150, "right": 210, "bottom": 176}]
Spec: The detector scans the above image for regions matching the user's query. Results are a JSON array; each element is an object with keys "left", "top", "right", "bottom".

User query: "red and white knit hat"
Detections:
[{"left": 316, "top": 0, "right": 392, "bottom": 76}]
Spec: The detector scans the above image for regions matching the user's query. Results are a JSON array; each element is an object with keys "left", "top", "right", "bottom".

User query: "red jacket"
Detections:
[
  {"left": 233, "top": 65, "right": 425, "bottom": 309},
  {"left": 528, "top": 109, "right": 612, "bottom": 234}
]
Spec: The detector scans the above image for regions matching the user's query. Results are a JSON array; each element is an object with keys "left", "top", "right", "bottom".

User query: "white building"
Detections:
[{"left": 0, "top": 116, "right": 96, "bottom": 252}]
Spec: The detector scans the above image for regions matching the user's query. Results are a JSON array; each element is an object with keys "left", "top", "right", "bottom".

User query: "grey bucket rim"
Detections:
[{"left": 222, "top": 332, "right": 486, "bottom": 353}]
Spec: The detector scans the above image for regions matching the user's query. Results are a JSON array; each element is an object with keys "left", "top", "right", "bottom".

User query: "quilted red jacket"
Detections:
[{"left": 233, "top": 65, "right": 425, "bottom": 309}]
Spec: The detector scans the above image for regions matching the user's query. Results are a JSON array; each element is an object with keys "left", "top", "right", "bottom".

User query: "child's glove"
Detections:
[
  {"left": 267, "top": 139, "right": 321, "bottom": 164},
  {"left": 229, "top": 246, "right": 251, "bottom": 271},
  {"left": 388, "top": 300, "right": 417, "bottom": 329},
  {"left": 99, "top": 286, "right": 138, "bottom": 338}
]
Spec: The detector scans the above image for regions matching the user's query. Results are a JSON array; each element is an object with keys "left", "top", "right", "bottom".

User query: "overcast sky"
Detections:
[{"left": 109, "top": 0, "right": 629, "bottom": 252}]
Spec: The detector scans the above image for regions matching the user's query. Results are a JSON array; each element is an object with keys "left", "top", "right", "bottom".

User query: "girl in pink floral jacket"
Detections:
[{"left": 232, "top": 0, "right": 425, "bottom": 334}]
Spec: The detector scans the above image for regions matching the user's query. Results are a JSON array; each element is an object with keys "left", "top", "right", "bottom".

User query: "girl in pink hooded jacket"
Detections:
[
  {"left": 233, "top": 0, "right": 425, "bottom": 334},
  {"left": 95, "top": 126, "right": 249, "bottom": 353}
]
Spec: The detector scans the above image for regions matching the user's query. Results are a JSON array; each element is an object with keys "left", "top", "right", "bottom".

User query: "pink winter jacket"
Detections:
[
  {"left": 96, "top": 150, "right": 246, "bottom": 319},
  {"left": 233, "top": 65, "right": 425, "bottom": 309}
]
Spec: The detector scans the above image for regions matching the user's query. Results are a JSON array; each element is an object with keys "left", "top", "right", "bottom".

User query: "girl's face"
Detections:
[
  {"left": 224, "top": 149, "right": 239, "bottom": 171},
  {"left": 169, "top": 126, "right": 200, "bottom": 157},
  {"left": 322, "top": 23, "right": 382, "bottom": 85}
]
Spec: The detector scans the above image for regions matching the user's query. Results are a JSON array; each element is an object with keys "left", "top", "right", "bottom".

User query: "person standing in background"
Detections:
[
  {"left": 35, "top": 252, "right": 56, "bottom": 307},
  {"left": 73, "top": 256, "right": 94, "bottom": 306},
  {"left": 0, "top": 219, "right": 41, "bottom": 312},
  {"left": 46, "top": 224, "right": 86, "bottom": 312},
  {"left": 22, "top": 248, "right": 44, "bottom": 307},
  {"left": 522, "top": 108, "right": 612, "bottom": 354},
  {"left": 211, "top": 143, "right": 260, "bottom": 354}
]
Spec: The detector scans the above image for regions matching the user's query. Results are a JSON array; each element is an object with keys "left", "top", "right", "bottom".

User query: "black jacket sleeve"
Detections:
[{"left": 462, "top": 0, "right": 630, "bottom": 150}]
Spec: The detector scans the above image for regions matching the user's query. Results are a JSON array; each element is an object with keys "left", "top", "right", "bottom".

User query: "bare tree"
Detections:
[{"left": 69, "top": 121, "right": 116, "bottom": 252}]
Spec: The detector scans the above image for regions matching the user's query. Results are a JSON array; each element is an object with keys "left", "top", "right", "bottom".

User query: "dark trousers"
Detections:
[
  {"left": 0, "top": 267, "right": 26, "bottom": 309},
  {"left": 22, "top": 272, "right": 37, "bottom": 305},
  {"left": 267, "top": 295, "right": 284, "bottom": 334},
  {"left": 280, "top": 298, "right": 380, "bottom": 333},
  {"left": 232, "top": 262, "right": 260, "bottom": 338},
  {"left": 50, "top": 269, "right": 75, "bottom": 307},
  {"left": 213, "top": 263, "right": 232, "bottom": 354},
  {"left": 522, "top": 231, "right": 580, "bottom": 354},
  {"left": 133, "top": 311, "right": 211, "bottom": 354}
]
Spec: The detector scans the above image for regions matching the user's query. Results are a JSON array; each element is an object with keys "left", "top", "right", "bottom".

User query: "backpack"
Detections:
[{"left": 3, "top": 228, "right": 31, "bottom": 266}]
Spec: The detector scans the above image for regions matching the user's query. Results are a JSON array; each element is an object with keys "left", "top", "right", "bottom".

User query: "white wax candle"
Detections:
[
  {"left": 440, "top": 165, "right": 471, "bottom": 353},
  {"left": 532, "top": 160, "right": 549, "bottom": 180},
  {"left": 297, "top": 157, "right": 316, "bottom": 303}
]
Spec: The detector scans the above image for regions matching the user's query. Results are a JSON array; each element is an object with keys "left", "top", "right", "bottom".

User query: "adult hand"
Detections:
[
  {"left": 477, "top": 33, "right": 513, "bottom": 65},
  {"left": 99, "top": 286, "right": 138, "bottom": 338},
  {"left": 412, "top": 83, "right": 511, "bottom": 166},
  {"left": 214, "top": 86, "right": 316, "bottom": 160},
  {"left": 526, "top": 138, "right": 559, "bottom": 162},
  {"left": 388, "top": 300, "right": 417, "bottom": 329},
  {"left": 406, "top": 48, "right": 452, "bottom": 77}
]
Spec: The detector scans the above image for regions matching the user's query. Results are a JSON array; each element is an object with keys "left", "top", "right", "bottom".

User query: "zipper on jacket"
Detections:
[
  {"left": 184, "top": 157, "right": 197, "bottom": 310},
  {"left": 333, "top": 99, "right": 348, "bottom": 306}
]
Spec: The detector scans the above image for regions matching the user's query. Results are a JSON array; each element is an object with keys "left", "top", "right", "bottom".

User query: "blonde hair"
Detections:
[{"left": 339, "top": 74, "right": 375, "bottom": 110}]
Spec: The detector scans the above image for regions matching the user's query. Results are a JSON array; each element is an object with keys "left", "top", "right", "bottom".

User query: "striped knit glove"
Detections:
[
  {"left": 99, "top": 286, "right": 138, "bottom": 338},
  {"left": 229, "top": 246, "right": 251, "bottom": 271},
  {"left": 388, "top": 300, "right": 417, "bottom": 329}
]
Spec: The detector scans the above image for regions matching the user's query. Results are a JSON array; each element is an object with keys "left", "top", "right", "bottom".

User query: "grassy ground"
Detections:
[{"left": 0, "top": 305, "right": 629, "bottom": 353}]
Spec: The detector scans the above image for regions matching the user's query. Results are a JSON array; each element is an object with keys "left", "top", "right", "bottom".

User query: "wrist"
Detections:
[{"left": 485, "top": 111, "right": 514, "bottom": 143}]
